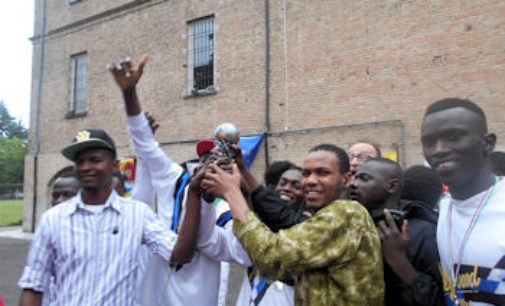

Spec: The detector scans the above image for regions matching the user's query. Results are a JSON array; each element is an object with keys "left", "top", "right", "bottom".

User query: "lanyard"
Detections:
[
  {"left": 446, "top": 176, "right": 497, "bottom": 301},
  {"left": 172, "top": 172, "right": 191, "bottom": 233}
]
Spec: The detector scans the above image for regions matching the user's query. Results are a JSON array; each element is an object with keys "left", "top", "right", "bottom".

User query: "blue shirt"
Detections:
[{"left": 19, "top": 190, "right": 177, "bottom": 306}]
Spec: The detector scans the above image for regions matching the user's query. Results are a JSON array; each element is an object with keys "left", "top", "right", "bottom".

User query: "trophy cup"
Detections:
[{"left": 214, "top": 123, "right": 240, "bottom": 159}]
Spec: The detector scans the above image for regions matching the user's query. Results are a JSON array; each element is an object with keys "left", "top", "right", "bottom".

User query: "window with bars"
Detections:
[
  {"left": 68, "top": 52, "right": 87, "bottom": 116},
  {"left": 188, "top": 16, "right": 215, "bottom": 94}
]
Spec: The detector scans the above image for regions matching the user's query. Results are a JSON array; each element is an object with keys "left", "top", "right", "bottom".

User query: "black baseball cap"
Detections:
[{"left": 62, "top": 129, "right": 117, "bottom": 161}]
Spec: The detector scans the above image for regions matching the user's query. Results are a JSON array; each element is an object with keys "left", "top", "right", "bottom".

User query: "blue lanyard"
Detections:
[
  {"left": 172, "top": 172, "right": 191, "bottom": 233},
  {"left": 251, "top": 276, "right": 268, "bottom": 295}
]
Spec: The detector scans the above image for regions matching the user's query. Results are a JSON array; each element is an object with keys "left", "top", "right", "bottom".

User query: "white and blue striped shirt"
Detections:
[{"left": 19, "top": 190, "right": 177, "bottom": 306}]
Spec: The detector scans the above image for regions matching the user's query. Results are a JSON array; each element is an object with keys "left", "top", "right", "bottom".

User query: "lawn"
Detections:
[{"left": 0, "top": 199, "right": 23, "bottom": 226}]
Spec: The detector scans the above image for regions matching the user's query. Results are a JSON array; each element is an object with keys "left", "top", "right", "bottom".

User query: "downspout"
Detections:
[
  {"left": 32, "top": 0, "right": 47, "bottom": 232},
  {"left": 263, "top": 0, "right": 271, "bottom": 168}
]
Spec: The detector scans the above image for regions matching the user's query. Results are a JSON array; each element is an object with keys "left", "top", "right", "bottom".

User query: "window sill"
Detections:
[
  {"left": 66, "top": 111, "right": 87, "bottom": 119},
  {"left": 183, "top": 87, "right": 218, "bottom": 99}
]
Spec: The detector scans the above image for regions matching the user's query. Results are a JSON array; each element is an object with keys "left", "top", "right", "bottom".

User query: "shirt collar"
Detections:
[{"left": 65, "top": 189, "right": 122, "bottom": 216}]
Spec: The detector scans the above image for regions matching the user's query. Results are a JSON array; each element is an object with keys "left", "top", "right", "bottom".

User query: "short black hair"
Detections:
[
  {"left": 309, "top": 144, "right": 350, "bottom": 174},
  {"left": 401, "top": 165, "right": 443, "bottom": 209},
  {"left": 365, "top": 157, "right": 403, "bottom": 182},
  {"left": 424, "top": 98, "right": 487, "bottom": 132},
  {"left": 57, "top": 168, "right": 78, "bottom": 180},
  {"left": 264, "top": 160, "right": 296, "bottom": 187}
]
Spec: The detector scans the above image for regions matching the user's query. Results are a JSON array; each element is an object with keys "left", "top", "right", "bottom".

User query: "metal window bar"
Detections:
[{"left": 192, "top": 18, "right": 214, "bottom": 90}]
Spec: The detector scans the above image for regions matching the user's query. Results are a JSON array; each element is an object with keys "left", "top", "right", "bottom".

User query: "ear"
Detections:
[
  {"left": 111, "top": 159, "right": 120, "bottom": 174},
  {"left": 483, "top": 133, "right": 496, "bottom": 156},
  {"left": 386, "top": 178, "right": 401, "bottom": 195},
  {"left": 343, "top": 171, "right": 353, "bottom": 189}
]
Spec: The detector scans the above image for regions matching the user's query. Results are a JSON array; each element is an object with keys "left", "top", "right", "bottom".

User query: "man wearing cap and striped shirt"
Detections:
[{"left": 18, "top": 129, "right": 179, "bottom": 306}]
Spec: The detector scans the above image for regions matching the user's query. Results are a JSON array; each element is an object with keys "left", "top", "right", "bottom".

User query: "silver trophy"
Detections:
[{"left": 214, "top": 123, "right": 240, "bottom": 159}]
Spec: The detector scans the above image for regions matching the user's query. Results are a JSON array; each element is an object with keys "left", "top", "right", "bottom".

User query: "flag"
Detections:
[
  {"left": 238, "top": 134, "right": 264, "bottom": 169},
  {"left": 382, "top": 151, "right": 398, "bottom": 162}
]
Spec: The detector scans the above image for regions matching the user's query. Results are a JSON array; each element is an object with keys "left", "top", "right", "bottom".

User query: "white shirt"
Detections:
[
  {"left": 437, "top": 177, "right": 505, "bottom": 305},
  {"left": 19, "top": 191, "right": 176, "bottom": 306},
  {"left": 128, "top": 112, "right": 250, "bottom": 306},
  {"left": 236, "top": 273, "right": 295, "bottom": 306}
]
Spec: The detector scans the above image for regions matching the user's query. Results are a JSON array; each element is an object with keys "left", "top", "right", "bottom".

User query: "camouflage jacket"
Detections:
[{"left": 234, "top": 199, "right": 385, "bottom": 306}]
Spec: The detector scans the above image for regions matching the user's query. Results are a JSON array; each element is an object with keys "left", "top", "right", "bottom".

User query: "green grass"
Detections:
[{"left": 0, "top": 199, "right": 23, "bottom": 226}]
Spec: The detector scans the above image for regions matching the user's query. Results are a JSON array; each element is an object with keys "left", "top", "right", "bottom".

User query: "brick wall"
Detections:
[{"left": 25, "top": 0, "right": 505, "bottom": 230}]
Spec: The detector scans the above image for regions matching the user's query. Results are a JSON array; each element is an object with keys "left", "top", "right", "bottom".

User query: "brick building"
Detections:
[{"left": 24, "top": 0, "right": 505, "bottom": 231}]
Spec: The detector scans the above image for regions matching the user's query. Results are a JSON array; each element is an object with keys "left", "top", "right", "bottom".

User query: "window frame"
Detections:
[
  {"left": 186, "top": 15, "right": 217, "bottom": 98},
  {"left": 67, "top": 52, "right": 88, "bottom": 118}
]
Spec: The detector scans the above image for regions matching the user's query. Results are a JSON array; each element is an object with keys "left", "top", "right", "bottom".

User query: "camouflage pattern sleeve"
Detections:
[{"left": 234, "top": 200, "right": 367, "bottom": 278}]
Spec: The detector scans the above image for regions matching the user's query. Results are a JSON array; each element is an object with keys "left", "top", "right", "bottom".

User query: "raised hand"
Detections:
[{"left": 108, "top": 55, "right": 149, "bottom": 92}]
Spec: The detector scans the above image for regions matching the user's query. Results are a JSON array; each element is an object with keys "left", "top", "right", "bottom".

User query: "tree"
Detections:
[
  {"left": 0, "top": 137, "right": 26, "bottom": 184},
  {"left": 0, "top": 101, "right": 27, "bottom": 185},
  {"left": 0, "top": 100, "right": 27, "bottom": 140}
]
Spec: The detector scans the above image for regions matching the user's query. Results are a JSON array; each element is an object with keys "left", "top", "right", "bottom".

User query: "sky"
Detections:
[{"left": 0, "top": 2, "right": 34, "bottom": 128}]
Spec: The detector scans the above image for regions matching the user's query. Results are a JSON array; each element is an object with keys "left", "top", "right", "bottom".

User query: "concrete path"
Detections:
[{"left": 0, "top": 232, "right": 30, "bottom": 306}]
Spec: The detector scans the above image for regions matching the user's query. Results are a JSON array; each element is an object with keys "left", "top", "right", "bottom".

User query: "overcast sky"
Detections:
[{"left": 0, "top": 2, "right": 34, "bottom": 128}]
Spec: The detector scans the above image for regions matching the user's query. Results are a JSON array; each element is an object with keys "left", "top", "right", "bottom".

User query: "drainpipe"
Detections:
[
  {"left": 32, "top": 0, "right": 47, "bottom": 232},
  {"left": 263, "top": 0, "right": 271, "bottom": 168}
]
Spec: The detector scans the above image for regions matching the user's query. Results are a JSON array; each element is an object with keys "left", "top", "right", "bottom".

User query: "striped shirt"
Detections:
[{"left": 18, "top": 190, "right": 177, "bottom": 306}]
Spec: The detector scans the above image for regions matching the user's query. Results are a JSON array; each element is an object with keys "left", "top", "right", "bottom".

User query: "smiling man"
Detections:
[
  {"left": 18, "top": 129, "right": 178, "bottom": 306},
  {"left": 421, "top": 98, "right": 505, "bottom": 305},
  {"left": 203, "top": 144, "right": 384, "bottom": 305}
]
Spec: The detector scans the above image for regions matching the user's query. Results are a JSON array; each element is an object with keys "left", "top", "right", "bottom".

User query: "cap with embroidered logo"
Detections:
[{"left": 62, "top": 129, "right": 117, "bottom": 161}]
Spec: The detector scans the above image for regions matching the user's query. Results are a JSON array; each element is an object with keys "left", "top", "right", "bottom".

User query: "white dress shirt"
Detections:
[{"left": 19, "top": 190, "right": 176, "bottom": 306}]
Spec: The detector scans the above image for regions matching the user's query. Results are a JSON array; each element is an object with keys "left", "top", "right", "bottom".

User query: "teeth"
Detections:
[
  {"left": 437, "top": 161, "right": 456, "bottom": 170},
  {"left": 306, "top": 191, "right": 320, "bottom": 195},
  {"left": 280, "top": 195, "right": 290, "bottom": 201}
]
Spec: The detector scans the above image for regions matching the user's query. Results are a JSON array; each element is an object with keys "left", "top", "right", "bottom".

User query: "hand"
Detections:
[
  {"left": 108, "top": 55, "right": 149, "bottom": 91},
  {"left": 377, "top": 209, "right": 416, "bottom": 282},
  {"left": 231, "top": 144, "right": 247, "bottom": 171},
  {"left": 202, "top": 163, "right": 242, "bottom": 200},
  {"left": 145, "top": 111, "right": 160, "bottom": 135},
  {"left": 188, "top": 168, "right": 205, "bottom": 195}
]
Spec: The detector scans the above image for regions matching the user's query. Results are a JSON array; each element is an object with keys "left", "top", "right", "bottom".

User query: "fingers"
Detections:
[
  {"left": 383, "top": 209, "right": 399, "bottom": 233},
  {"left": 377, "top": 220, "right": 391, "bottom": 237},
  {"left": 377, "top": 223, "right": 385, "bottom": 240},
  {"left": 401, "top": 220, "right": 409, "bottom": 239}
]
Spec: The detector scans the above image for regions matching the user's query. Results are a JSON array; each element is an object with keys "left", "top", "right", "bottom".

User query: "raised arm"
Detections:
[{"left": 109, "top": 55, "right": 149, "bottom": 116}]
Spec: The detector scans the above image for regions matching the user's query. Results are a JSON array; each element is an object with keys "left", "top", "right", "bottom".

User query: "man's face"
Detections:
[
  {"left": 301, "top": 150, "right": 345, "bottom": 210},
  {"left": 348, "top": 143, "right": 378, "bottom": 175},
  {"left": 52, "top": 177, "right": 80, "bottom": 206},
  {"left": 74, "top": 149, "right": 118, "bottom": 192},
  {"left": 350, "top": 161, "right": 391, "bottom": 211},
  {"left": 200, "top": 149, "right": 233, "bottom": 173},
  {"left": 274, "top": 169, "right": 303, "bottom": 206},
  {"left": 200, "top": 149, "right": 234, "bottom": 202},
  {"left": 421, "top": 107, "right": 492, "bottom": 189}
]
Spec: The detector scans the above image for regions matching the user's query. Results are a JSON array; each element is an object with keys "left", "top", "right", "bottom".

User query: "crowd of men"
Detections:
[{"left": 18, "top": 57, "right": 505, "bottom": 306}]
